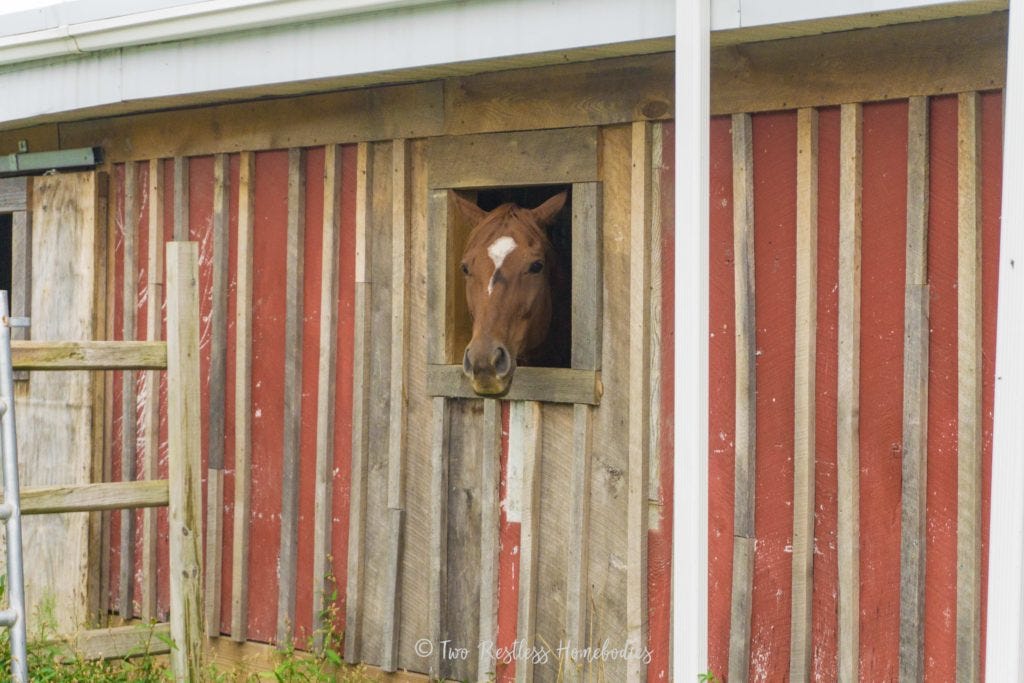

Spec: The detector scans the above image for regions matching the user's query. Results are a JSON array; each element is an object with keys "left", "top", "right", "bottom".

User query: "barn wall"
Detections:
[
  {"left": 27, "top": 12, "right": 1001, "bottom": 680},
  {"left": 707, "top": 93, "right": 1002, "bottom": 681},
  {"left": 94, "top": 56, "right": 675, "bottom": 682}
]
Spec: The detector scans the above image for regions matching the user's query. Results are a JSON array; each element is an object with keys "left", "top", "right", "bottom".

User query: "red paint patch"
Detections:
[
  {"left": 858, "top": 99, "right": 909, "bottom": 680},
  {"left": 979, "top": 89, "right": 1003, "bottom": 681},
  {"left": 811, "top": 106, "right": 840, "bottom": 681},
  {"left": 749, "top": 109, "right": 797, "bottom": 682},
  {"left": 495, "top": 402, "right": 519, "bottom": 683},
  {"left": 330, "top": 144, "right": 359, "bottom": 633},
  {"left": 707, "top": 114, "right": 735, "bottom": 680},
  {"left": 220, "top": 152, "right": 242, "bottom": 635},
  {"left": 924, "top": 94, "right": 959, "bottom": 680},
  {"left": 247, "top": 150, "right": 290, "bottom": 641}
]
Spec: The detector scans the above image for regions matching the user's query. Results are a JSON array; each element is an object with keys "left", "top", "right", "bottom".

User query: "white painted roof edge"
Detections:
[
  {"left": 0, "top": 0, "right": 998, "bottom": 68},
  {"left": 0, "top": 0, "right": 452, "bottom": 67}
]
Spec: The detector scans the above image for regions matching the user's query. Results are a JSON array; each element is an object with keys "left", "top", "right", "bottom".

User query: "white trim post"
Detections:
[
  {"left": 985, "top": 0, "right": 1024, "bottom": 678},
  {"left": 674, "top": 0, "right": 710, "bottom": 678}
]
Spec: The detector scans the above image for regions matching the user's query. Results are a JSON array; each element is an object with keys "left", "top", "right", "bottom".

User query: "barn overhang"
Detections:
[{"left": 0, "top": 0, "right": 1005, "bottom": 132}]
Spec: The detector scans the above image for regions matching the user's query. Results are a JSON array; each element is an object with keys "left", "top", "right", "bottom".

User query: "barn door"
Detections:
[{"left": 13, "top": 171, "right": 107, "bottom": 633}]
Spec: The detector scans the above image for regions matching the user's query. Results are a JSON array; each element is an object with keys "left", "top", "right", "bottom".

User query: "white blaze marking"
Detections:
[{"left": 486, "top": 235, "right": 517, "bottom": 296}]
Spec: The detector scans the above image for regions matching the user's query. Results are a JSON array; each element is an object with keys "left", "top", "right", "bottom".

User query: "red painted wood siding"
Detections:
[
  {"left": 706, "top": 93, "right": 1001, "bottom": 681},
  {"left": 109, "top": 147, "right": 357, "bottom": 646}
]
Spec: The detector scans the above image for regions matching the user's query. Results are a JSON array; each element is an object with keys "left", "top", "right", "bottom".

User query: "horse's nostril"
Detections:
[
  {"left": 493, "top": 345, "right": 511, "bottom": 376},
  {"left": 463, "top": 347, "right": 472, "bottom": 375}
]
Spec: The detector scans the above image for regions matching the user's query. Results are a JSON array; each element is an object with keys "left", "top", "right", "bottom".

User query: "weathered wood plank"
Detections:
[
  {"left": 14, "top": 480, "right": 169, "bottom": 515},
  {"left": 956, "top": 90, "right": 983, "bottom": 683},
  {"left": 443, "top": 53, "right": 672, "bottom": 136},
  {"left": 11, "top": 209, "right": 32, "bottom": 370},
  {"left": 711, "top": 12, "right": 1006, "bottom": 115},
  {"left": 344, "top": 143, "right": 374, "bottom": 664},
  {"left": 427, "top": 128, "right": 598, "bottom": 189},
  {"left": 166, "top": 241, "right": 205, "bottom": 680},
  {"left": 427, "top": 398, "right": 450, "bottom": 679},
  {"left": 572, "top": 182, "right": 603, "bottom": 371},
  {"left": 626, "top": 121, "right": 652, "bottom": 682},
  {"left": 22, "top": 171, "right": 107, "bottom": 633},
  {"left": 648, "top": 125, "right": 664, "bottom": 505},
  {"left": 89, "top": 173, "right": 110, "bottom": 628},
  {"left": 565, "top": 404, "right": 593, "bottom": 665},
  {"left": 120, "top": 186, "right": 139, "bottom": 621},
  {"left": 381, "top": 138, "right": 411, "bottom": 672},
  {"left": 205, "top": 152, "right": 230, "bottom": 638},
  {"left": 477, "top": 399, "right": 501, "bottom": 683},
  {"left": 276, "top": 147, "right": 307, "bottom": 647},
  {"left": 425, "top": 365, "right": 601, "bottom": 405},
  {"left": 837, "top": 102, "right": 863, "bottom": 683},
  {"left": 11, "top": 341, "right": 166, "bottom": 370},
  {"left": 173, "top": 157, "right": 189, "bottom": 241},
  {"left": 445, "top": 400, "right": 484, "bottom": 682},
  {"left": 61, "top": 81, "right": 445, "bottom": 163},
  {"left": 0, "top": 176, "right": 28, "bottom": 211},
  {"left": 899, "top": 95, "right": 930, "bottom": 682},
  {"left": 230, "top": 151, "right": 255, "bottom": 643},
  {"left": 49, "top": 623, "right": 172, "bottom": 661},
  {"left": 205, "top": 470, "right": 223, "bottom": 637},
  {"left": 728, "top": 111, "right": 756, "bottom": 683},
  {"left": 426, "top": 190, "right": 450, "bottom": 366},
  {"left": 142, "top": 158, "right": 165, "bottom": 625},
  {"left": 312, "top": 145, "right": 342, "bottom": 650},
  {"left": 513, "top": 401, "right": 543, "bottom": 683},
  {"left": 790, "top": 107, "right": 818, "bottom": 683},
  {"left": 3, "top": 169, "right": 31, "bottom": 365}
]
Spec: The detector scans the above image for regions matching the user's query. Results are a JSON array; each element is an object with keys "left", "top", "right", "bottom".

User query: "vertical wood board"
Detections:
[
  {"left": 956, "top": 91, "right": 983, "bottom": 683},
  {"left": 790, "top": 107, "right": 818, "bottom": 683},
  {"left": 18, "top": 171, "right": 105, "bottom": 634},
  {"left": 899, "top": 96, "right": 930, "bottom": 681},
  {"left": 836, "top": 102, "right": 863, "bottom": 683}
]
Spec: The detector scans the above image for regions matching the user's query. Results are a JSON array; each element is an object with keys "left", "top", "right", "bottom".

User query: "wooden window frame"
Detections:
[
  {"left": 0, "top": 176, "right": 33, "bottom": 380},
  {"left": 425, "top": 128, "right": 603, "bottom": 405}
]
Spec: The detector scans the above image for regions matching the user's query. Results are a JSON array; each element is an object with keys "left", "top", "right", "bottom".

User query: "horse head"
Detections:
[{"left": 455, "top": 191, "right": 567, "bottom": 396}]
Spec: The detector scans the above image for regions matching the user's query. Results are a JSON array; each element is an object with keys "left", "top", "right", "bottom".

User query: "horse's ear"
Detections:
[
  {"left": 452, "top": 191, "right": 487, "bottom": 226},
  {"left": 531, "top": 191, "right": 567, "bottom": 227}
]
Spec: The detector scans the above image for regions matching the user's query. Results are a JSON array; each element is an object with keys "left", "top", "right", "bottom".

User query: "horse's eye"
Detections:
[
  {"left": 528, "top": 260, "right": 544, "bottom": 274},
  {"left": 461, "top": 262, "right": 470, "bottom": 276}
]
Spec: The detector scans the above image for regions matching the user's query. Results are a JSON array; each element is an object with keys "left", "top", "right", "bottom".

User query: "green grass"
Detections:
[{"left": 0, "top": 572, "right": 375, "bottom": 682}]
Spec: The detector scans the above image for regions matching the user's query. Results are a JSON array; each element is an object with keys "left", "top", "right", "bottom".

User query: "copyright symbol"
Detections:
[{"left": 414, "top": 638, "right": 434, "bottom": 657}]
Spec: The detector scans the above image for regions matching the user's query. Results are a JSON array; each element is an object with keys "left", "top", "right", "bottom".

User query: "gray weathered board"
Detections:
[
  {"left": 13, "top": 172, "right": 106, "bottom": 634},
  {"left": 342, "top": 124, "right": 650, "bottom": 682}
]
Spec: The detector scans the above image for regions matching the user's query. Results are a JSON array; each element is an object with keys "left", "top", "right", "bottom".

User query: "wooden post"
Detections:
[{"left": 166, "top": 241, "right": 205, "bottom": 681}]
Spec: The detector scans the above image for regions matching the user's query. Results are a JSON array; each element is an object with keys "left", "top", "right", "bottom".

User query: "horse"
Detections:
[{"left": 454, "top": 190, "right": 568, "bottom": 396}]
